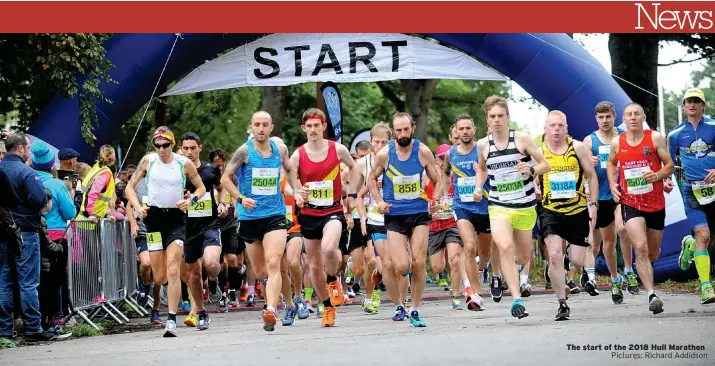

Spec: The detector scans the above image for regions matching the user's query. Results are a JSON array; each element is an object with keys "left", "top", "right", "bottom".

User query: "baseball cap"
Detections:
[
  {"left": 683, "top": 88, "right": 706, "bottom": 103},
  {"left": 58, "top": 147, "right": 80, "bottom": 160},
  {"left": 435, "top": 144, "right": 451, "bottom": 158}
]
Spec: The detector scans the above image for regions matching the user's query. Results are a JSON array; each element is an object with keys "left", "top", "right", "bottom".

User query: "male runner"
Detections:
[
  {"left": 280, "top": 174, "right": 310, "bottom": 323},
  {"left": 445, "top": 115, "right": 491, "bottom": 310},
  {"left": 221, "top": 111, "right": 293, "bottom": 331},
  {"left": 355, "top": 122, "right": 392, "bottom": 315},
  {"left": 343, "top": 141, "right": 371, "bottom": 300},
  {"left": 607, "top": 103, "right": 675, "bottom": 314},
  {"left": 368, "top": 112, "right": 443, "bottom": 327},
  {"left": 473, "top": 96, "right": 550, "bottom": 319},
  {"left": 583, "top": 101, "right": 636, "bottom": 304},
  {"left": 126, "top": 126, "right": 205, "bottom": 337},
  {"left": 538, "top": 111, "right": 599, "bottom": 320},
  {"left": 668, "top": 88, "right": 715, "bottom": 304},
  {"left": 289, "top": 108, "right": 358, "bottom": 327},
  {"left": 180, "top": 132, "right": 228, "bottom": 329}
]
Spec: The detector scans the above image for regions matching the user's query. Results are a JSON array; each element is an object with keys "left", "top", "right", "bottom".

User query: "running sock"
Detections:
[
  {"left": 409, "top": 306, "right": 418, "bottom": 314},
  {"left": 168, "top": 312, "right": 176, "bottom": 322},
  {"left": 611, "top": 277, "right": 620, "bottom": 285},
  {"left": 585, "top": 267, "right": 596, "bottom": 281},
  {"left": 228, "top": 267, "right": 241, "bottom": 291},
  {"left": 181, "top": 281, "right": 189, "bottom": 301},
  {"left": 694, "top": 251, "right": 711, "bottom": 285},
  {"left": 266, "top": 306, "right": 275, "bottom": 312},
  {"left": 519, "top": 274, "right": 528, "bottom": 286},
  {"left": 326, "top": 275, "right": 338, "bottom": 284},
  {"left": 304, "top": 287, "right": 314, "bottom": 301},
  {"left": 248, "top": 285, "right": 255, "bottom": 296},
  {"left": 462, "top": 279, "right": 473, "bottom": 296},
  {"left": 323, "top": 298, "right": 333, "bottom": 308},
  {"left": 624, "top": 267, "right": 634, "bottom": 275},
  {"left": 218, "top": 271, "right": 227, "bottom": 290},
  {"left": 558, "top": 298, "right": 567, "bottom": 305},
  {"left": 647, "top": 290, "right": 655, "bottom": 299}
]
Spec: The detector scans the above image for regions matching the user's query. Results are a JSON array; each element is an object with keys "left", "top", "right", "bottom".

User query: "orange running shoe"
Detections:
[
  {"left": 321, "top": 306, "right": 336, "bottom": 327},
  {"left": 327, "top": 280, "right": 344, "bottom": 306},
  {"left": 262, "top": 309, "right": 277, "bottom": 331},
  {"left": 239, "top": 284, "right": 248, "bottom": 303}
]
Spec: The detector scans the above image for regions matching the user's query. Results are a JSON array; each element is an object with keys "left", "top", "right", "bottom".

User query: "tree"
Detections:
[
  {"left": 663, "top": 57, "right": 715, "bottom": 131},
  {"left": 0, "top": 34, "right": 114, "bottom": 143}
]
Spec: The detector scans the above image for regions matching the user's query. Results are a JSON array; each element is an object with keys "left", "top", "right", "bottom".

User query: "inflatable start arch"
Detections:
[{"left": 28, "top": 33, "right": 690, "bottom": 279}]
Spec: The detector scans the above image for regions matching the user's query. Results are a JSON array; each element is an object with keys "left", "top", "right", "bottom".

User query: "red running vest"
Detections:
[
  {"left": 298, "top": 140, "right": 344, "bottom": 216},
  {"left": 616, "top": 129, "right": 665, "bottom": 212}
]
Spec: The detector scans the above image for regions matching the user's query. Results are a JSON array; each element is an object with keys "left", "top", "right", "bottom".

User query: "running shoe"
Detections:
[
  {"left": 327, "top": 279, "right": 344, "bottom": 306},
  {"left": 679, "top": 235, "right": 696, "bottom": 271},
  {"left": 228, "top": 289, "right": 238, "bottom": 307},
  {"left": 490, "top": 276, "right": 503, "bottom": 303},
  {"left": 392, "top": 305, "right": 407, "bottom": 321},
  {"left": 438, "top": 277, "right": 449, "bottom": 288},
  {"left": 263, "top": 309, "right": 277, "bottom": 331},
  {"left": 218, "top": 294, "right": 229, "bottom": 313},
  {"left": 208, "top": 279, "right": 222, "bottom": 303},
  {"left": 371, "top": 288, "right": 381, "bottom": 309},
  {"left": 347, "top": 287, "right": 357, "bottom": 299},
  {"left": 452, "top": 297, "right": 464, "bottom": 310},
  {"left": 510, "top": 299, "right": 528, "bottom": 319},
  {"left": 137, "top": 283, "right": 150, "bottom": 307},
  {"left": 648, "top": 294, "right": 664, "bottom": 314},
  {"left": 184, "top": 313, "right": 197, "bottom": 327},
  {"left": 48, "top": 325, "right": 72, "bottom": 340},
  {"left": 345, "top": 267, "right": 354, "bottom": 285},
  {"left": 246, "top": 294, "right": 256, "bottom": 307},
  {"left": 197, "top": 310, "right": 210, "bottom": 331},
  {"left": 277, "top": 298, "right": 286, "bottom": 312},
  {"left": 321, "top": 306, "right": 336, "bottom": 327},
  {"left": 362, "top": 299, "right": 377, "bottom": 314},
  {"left": 0, "top": 337, "right": 15, "bottom": 348},
  {"left": 466, "top": 293, "right": 485, "bottom": 311},
  {"left": 566, "top": 280, "right": 580, "bottom": 294},
  {"left": 151, "top": 310, "right": 162, "bottom": 325},
  {"left": 701, "top": 284, "right": 715, "bottom": 305},
  {"left": 282, "top": 306, "right": 297, "bottom": 326},
  {"left": 378, "top": 283, "right": 387, "bottom": 292},
  {"left": 520, "top": 283, "right": 532, "bottom": 298},
  {"left": 295, "top": 297, "right": 310, "bottom": 319},
  {"left": 555, "top": 302, "right": 570, "bottom": 321},
  {"left": 180, "top": 301, "right": 191, "bottom": 312},
  {"left": 611, "top": 281, "right": 623, "bottom": 304},
  {"left": 409, "top": 310, "right": 426, "bottom": 327},
  {"left": 163, "top": 320, "right": 177, "bottom": 337},
  {"left": 584, "top": 279, "right": 600, "bottom": 296},
  {"left": 239, "top": 284, "right": 248, "bottom": 303},
  {"left": 626, "top": 272, "right": 639, "bottom": 294}
]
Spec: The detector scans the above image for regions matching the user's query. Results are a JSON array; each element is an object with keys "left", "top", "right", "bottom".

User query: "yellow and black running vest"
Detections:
[{"left": 540, "top": 137, "right": 587, "bottom": 215}]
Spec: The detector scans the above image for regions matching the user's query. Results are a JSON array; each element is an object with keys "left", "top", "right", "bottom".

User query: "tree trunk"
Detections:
[
  {"left": 400, "top": 79, "right": 439, "bottom": 142},
  {"left": 260, "top": 86, "right": 287, "bottom": 136},
  {"left": 609, "top": 34, "right": 660, "bottom": 129}
]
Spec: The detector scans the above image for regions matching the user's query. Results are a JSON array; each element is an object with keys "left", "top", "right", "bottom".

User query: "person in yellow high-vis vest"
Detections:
[{"left": 77, "top": 145, "right": 117, "bottom": 223}]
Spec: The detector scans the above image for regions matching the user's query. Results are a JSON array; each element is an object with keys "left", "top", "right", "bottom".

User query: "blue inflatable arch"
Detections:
[{"left": 28, "top": 33, "right": 689, "bottom": 279}]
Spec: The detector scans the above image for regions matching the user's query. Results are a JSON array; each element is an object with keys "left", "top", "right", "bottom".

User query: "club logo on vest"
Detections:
[{"left": 642, "top": 146, "right": 651, "bottom": 156}]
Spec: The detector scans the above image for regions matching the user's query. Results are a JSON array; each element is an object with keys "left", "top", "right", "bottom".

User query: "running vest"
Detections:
[
  {"left": 79, "top": 162, "right": 115, "bottom": 218},
  {"left": 486, "top": 130, "right": 537, "bottom": 209},
  {"left": 590, "top": 131, "right": 615, "bottom": 201},
  {"left": 382, "top": 139, "right": 428, "bottom": 215},
  {"left": 297, "top": 140, "right": 343, "bottom": 216},
  {"left": 617, "top": 129, "right": 665, "bottom": 212},
  {"left": 237, "top": 139, "right": 285, "bottom": 220},
  {"left": 145, "top": 152, "right": 187, "bottom": 209},
  {"left": 449, "top": 143, "right": 489, "bottom": 215},
  {"left": 365, "top": 154, "right": 385, "bottom": 225},
  {"left": 541, "top": 137, "right": 587, "bottom": 215}
]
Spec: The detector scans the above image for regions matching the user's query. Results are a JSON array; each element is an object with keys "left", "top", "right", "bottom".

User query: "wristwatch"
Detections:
[
  {"left": 190, "top": 195, "right": 199, "bottom": 205},
  {"left": 237, "top": 195, "right": 243, "bottom": 205},
  {"left": 529, "top": 166, "right": 535, "bottom": 176}
]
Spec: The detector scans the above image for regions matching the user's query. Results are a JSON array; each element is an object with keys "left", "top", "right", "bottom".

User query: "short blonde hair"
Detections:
[
  {"left": 546, "top": 110, "right": 568, "bottom": 125},
  {"left": 370, "top": 122, "right": 392, "bottom": 139},
  {"left": 483, "top": 96, "right": 510, "bottom": 116}
]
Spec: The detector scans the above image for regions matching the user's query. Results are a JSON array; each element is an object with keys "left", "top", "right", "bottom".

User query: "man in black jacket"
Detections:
[{"left": 0, "top": 133, "right": 56, "bottom": 343}]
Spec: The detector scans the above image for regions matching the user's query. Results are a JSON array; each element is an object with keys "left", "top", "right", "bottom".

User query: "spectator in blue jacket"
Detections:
[
  {"left": 0, "top": 133, "right": 56, "bottom": 344},
  {"left": 30, "top": 141, "right": 76, "bottom": 238}
]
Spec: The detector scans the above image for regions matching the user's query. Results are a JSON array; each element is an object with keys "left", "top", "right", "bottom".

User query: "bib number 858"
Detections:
[{"left": 397, "top": 183, "right": 418, "bottom": 193}]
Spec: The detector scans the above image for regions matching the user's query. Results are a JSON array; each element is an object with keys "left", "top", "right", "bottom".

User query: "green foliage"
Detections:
[{"left": 0, "top": 34, "right": 115, "bottom": 143}]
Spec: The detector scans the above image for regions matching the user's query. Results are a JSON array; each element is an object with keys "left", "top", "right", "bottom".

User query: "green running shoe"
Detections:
[
  {"left": 626, "top": 272, "right": 639, "bottom": 294},
  {"left": 371, "top": 288, "right": 381, "bottom": 309},
  {"left": 611, "top": 282, "right": 623, "bottom": 304},
  {"left": 409, "top": 310, "right": 427, "bottom": 327},
  {"left": 679, "top": 235, "right": 696, "bottom": 271},
  {"left": 701, "top": 284, "right": 715, "bottom": 305}
]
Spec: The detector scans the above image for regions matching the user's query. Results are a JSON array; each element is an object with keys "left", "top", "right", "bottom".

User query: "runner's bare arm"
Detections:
[
  {"left": 289, "top": 149, "right": 303, "bottom": 197},
  {"left": 474, "top": 138, "right": 489, "bottom": 194},
  {"left": 583, "top": 135, "right": 599, "bottom": 167},
  {"left": 336, "top": 144, "right": 359, "bottom": 210},
  {"left": 368, "top": 146, "right": 388, "bottom": 205},
  {"left": 184, "top": 160, "right": 206, "bottom": 199},
  {"left": 607, "top": 138, "right": 621, "bottom": 201},
  {"left": 279, "top": 143, "right": 294, "bottom": 186},
  {"left": 574, "top": 141, "right": 599, "bottom": 204},
  {"left": 652, "top": 131, "right": 675, "bottom": 180},
  {"left": 421, "top": 143, "right": 444, "bottom": 200},
  {"left": 221, "top": 145, "right": 248, "bottom": 201},
  {"left": 125, "top": 156, "right": 149, "bottom": 210},
  {"left": 516, "top": 132, "right": 550, "bottom": 175}
]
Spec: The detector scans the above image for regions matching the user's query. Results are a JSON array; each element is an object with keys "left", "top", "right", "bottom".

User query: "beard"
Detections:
[
  {"left": 460, "top": 136, "right": 473, "bottom": 144},
  {"left": 397, "top": 137, "right": 412, "bottom": 147}
]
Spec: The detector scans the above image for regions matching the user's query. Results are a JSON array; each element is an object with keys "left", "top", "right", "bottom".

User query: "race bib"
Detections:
[
  {"left": 188, "top": 192, "right": 212, "bottom": 218},
  {"left": 623, "top": 167, "right": 653, "bottom": 195},
  {"left": 598, "top": 145, "right": 610, "bottom": 169},
  {"left": 308, "top": 181, "right": 334, "bottom": 206},
  {"left": 393, "top": 174, "right": 420, "bottom": 200},
  {"left": 251, "top": 168, "right": 279, "bottom": 196},
  {"left": 146, "top": 232, "right": 163, "bottom": 251},
  {"left": 693, "top": 182, "right": 715, "bottom": 205},
  {"left": 495, "top": 171, "right": 526, "bottom": 201},
  {"left": 457, "top": 176, "right": 476, "bottom": 202},
  {"left": 285, "top": 205, "right": 293, "bottom": 221},
  {"left": 549, "top": 171, "right": 577, "bottom": 199}
]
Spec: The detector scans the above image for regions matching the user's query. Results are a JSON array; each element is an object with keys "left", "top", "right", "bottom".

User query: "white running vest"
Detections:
[
  {"left": 365, "top": 154, "right": 385, "bottom": 226},
  {"left": 145, "top": 152, "right": 188, "bottom": 208}
]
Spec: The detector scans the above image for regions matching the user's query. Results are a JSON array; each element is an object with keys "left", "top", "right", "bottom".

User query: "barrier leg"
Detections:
[
  {"left": 98, "top": 303, "right": 124, "bottom": 324},
  {"left": 75, "top": 310, "right": 101, "bottom": 331},
  {"left": 106, "top": 301, "right": 130, "bottom": 323},
  {"left": 125, "top": 295, "right": 148, "bottom": 316}
]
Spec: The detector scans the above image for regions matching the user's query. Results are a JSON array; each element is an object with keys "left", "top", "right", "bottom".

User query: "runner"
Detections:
[
  {"left": 221, "top": 111, "right": 293, "bottom": 331},
  {"left": 446, "top": 114, "right": 491, "bottom": 310},
  {"left": 537, "top": 111, "right": 599, "bottom": 320},
  {"left": 583, "top": 101, "right": 635, "bottom": 304},
  {"left": 607, "top": 103, "right": 675, "bottom": 314},
  {"left": 668, "top": 88, "right": 715, "bottom": 305},
  {"left": 473, "top": 96, "right": 550, "bottom": 319},
  {"left": 355, "top": 122, "right": 392, "bottom": 315},
  {"left": 368, "top": 112, "right": 443, "bottom": 327},
  {"left": 125, "top": 126, "right": 206, "bottom": 337},
  {"left": 343, "top": 141, "right": 372, "bottom": 303},
  {"left": 280, "top": 174, "right": 311, "bottom": 323},
  {"left": 288, "top": 108, "right": 358, "bottom": 327},
  {"left": 180, "top": 132, "right": 229, "bottom": 329}
]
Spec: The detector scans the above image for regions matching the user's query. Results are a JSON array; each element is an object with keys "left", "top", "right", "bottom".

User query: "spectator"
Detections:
[
  {"left": 57, "top": 148, "right": 80, "bottom": 172},
  {"left": 0, "top": 140, "right": 6, "bottom": 161},
  {"left": 76, "top": 145, "right": 117, "bottom": 223},
  {"left": 0, "top": 133, "right": 56, "bottom": 344}
]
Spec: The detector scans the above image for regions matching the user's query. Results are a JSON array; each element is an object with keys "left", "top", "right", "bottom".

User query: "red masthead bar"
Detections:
[{"left": 0, "top": 1, "right": 713, "bottom": 33}]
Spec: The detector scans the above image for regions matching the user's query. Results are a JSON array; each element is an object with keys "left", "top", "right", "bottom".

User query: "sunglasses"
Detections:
[{"left": 154, "top": 142, "right": 172, "bottom": 149}]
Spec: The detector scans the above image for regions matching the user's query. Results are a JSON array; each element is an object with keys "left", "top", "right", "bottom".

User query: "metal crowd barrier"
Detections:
[{"left": 66, "top": 218, "right": 145, "bottom": 330}]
